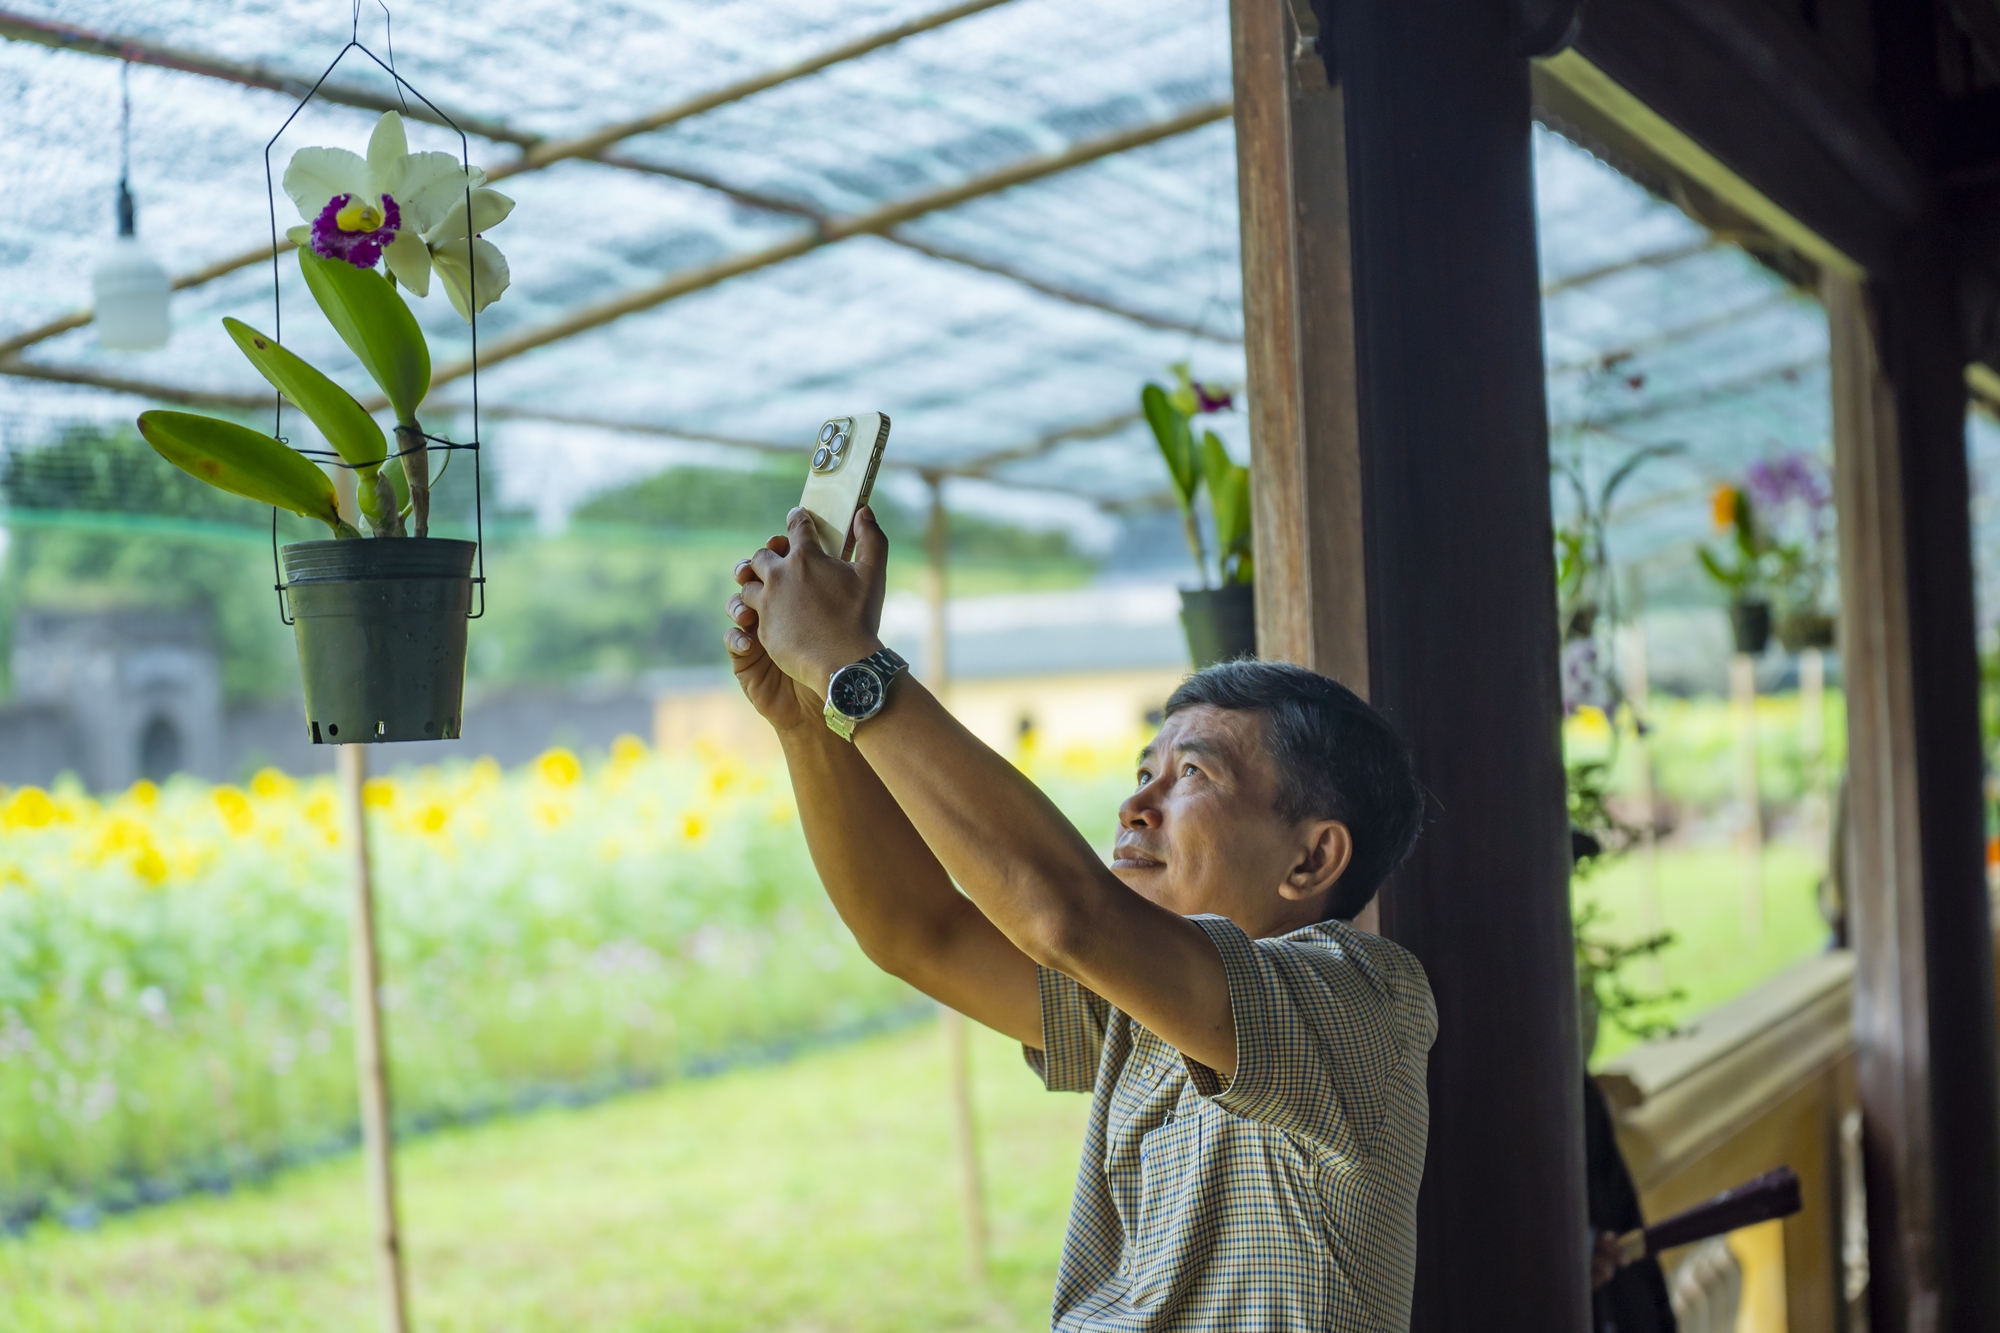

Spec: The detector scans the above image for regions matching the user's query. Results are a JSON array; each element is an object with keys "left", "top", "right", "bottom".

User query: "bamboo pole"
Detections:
[
  {"left": 1621, "top": 623, "right": 1666, "bottom": 985},
  {"left": 1731, "top": 652, "right": 1764, "bottom": 940},
  {"left": 1801, "top": 647, "right": 1828, "bottom": 841},
  {"left": 923, "top": 472, "right": 991, "bottom": 1284},
  {"left": 339, "top": 745, "right": 410, "bottom": 1333}
]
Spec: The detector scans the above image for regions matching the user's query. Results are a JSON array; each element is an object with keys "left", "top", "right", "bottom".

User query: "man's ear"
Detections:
[{"left": 1278, "top": 821, "right": 1353, "bottom": 903}]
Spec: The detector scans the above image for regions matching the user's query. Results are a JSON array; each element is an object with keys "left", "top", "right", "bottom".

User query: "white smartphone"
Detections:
[{"left": 798, "top": 412, "right": 891, "bottom": 559}]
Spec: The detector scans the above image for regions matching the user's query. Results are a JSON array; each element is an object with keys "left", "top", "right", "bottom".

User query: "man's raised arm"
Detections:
[
  {"left": 726, "top": 539, "right": 1041, "bottom": 1047},
  {"left": 739, "top": 509, "right": 1241, "bottom": 1078}
]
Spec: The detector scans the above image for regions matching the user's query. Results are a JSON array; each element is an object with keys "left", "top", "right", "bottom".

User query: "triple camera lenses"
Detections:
[{"left": 811, "top": 418, "right": 853, "bottom": 473}]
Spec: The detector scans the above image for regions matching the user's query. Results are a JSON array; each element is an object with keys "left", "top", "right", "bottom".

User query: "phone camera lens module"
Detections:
[
  {"left": 812, "top": 445, "right": 833, "bottom": 471},
  {"left": 828, "top": 429, "right": 849, "bottom": 455},
  {"left": 819, "top": 423, "right": 839, "bottom": 445}
]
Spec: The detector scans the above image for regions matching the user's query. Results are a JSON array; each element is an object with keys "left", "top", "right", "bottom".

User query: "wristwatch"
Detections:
[{"left": 823, "top": 647, "right": 908, "bottom": 741}]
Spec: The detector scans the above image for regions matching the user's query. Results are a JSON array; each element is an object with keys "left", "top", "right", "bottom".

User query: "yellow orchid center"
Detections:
[{"left": 335, "top": 196, "right": 388, "bottom": 233}]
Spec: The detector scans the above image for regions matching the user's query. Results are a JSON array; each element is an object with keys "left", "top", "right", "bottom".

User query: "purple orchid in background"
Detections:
[
  {"left": 1745, "top": 453, "right": 1832, "bottom": 527},
  {"left": 1194, "top": 381, "right": 1233, "bottom": 413}
]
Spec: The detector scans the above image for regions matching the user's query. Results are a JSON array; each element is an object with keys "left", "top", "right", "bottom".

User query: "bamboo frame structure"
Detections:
[{"left": 0, "top": 0, "right": 1237, "bottom": 358}]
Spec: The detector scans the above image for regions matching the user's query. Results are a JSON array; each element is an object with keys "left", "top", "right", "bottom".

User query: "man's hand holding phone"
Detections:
[{"left": 730, "top": 506, "right": 889, "bottom": 712}]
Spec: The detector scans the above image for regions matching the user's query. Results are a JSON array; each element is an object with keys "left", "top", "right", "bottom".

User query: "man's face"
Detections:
[{"left": 1115, "top": 704, "right": 1319, "bottom": 932}]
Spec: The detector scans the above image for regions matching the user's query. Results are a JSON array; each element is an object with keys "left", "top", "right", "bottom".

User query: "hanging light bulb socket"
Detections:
[{"left": 93, "top": 62, "right": 171, "bottom": 351}]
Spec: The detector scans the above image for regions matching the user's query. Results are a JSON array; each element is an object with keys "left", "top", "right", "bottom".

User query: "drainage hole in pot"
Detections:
[
  {"left": 327, "top": 723, "right": 338, "bottom": 737},
  {"left": 424, "top": 720, "right": 438, "bottom": 736}
]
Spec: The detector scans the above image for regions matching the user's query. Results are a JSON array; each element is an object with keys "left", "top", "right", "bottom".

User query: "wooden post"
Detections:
[
  {"left": 1827, "top": 262, "right": 2000, "bottom": 1331},
  {"left": 922, "top": 472, "right": 991, "bottom": 1284},
  {"left": 1232, "top": 1, "right": 1588, "bottom": 1326},
  {"left": 339, "top": 745, "right": 410, "bottom": 1333},
  {"left": 1731, "top": 651, "right": 1764, "bottom": 940}
]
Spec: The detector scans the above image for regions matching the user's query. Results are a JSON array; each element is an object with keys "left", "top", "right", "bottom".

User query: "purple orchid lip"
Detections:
[{"left": 310, "top": 192, "right": 402, "bottom": 269}]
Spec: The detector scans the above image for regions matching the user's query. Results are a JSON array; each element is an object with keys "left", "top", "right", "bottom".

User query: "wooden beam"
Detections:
[
  {"left": 1230, "top": 0, "right": 1367, "bottom": 689},
  {"left": 423, "top": 102, "right": 1231, "bottom": 390},
  {"left": 1828, "top": 250, "right": 2000, "bottom": 1331},
  {"left": 1560, "top": 0, "right": 1927, "bottom": 275},
  {"left": 1235, "top": 0, "right": 1588, "bottom": 1325}
]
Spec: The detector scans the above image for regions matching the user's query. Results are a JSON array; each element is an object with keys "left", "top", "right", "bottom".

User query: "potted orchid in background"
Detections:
[
  {"left": 1698, "top": 479, "right": 1778, "bottom": 655},
  {"left": 135, "top": 111, "right": 514, "bottom": 744},
  {"left": 1745, "top": 453, "right": 1838, "bottom": 653},
  {"left": 1142, "top": 364, "right": 1253, "bottom": 667}
]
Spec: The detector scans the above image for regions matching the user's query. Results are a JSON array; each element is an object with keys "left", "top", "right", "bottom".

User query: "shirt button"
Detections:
[{"left": 1143, "top": 1064, "right": 1156, "bottom": 1079}]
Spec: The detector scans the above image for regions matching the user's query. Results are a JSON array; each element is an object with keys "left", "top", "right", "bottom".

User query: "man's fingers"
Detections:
[
  {"left": 738, "top": 577, "right": 765, "bottom": 612},
  {"left": 851, "top": 504, "right": 889, "bottom": 574},
  {"left": 749, "top": 546, "right": 783, "bottom": 580},
  {"left": 767, "top": 533, "right": 792, "bottom": 556},
  {"left": 786, "top": 506, "right": 821, "bottom": 554},
  {"left": 726, "top": 593, "right": 757, "bottom": 629},
  {"left": 734, "top": 558, "right": 759, "bottom": 587}
]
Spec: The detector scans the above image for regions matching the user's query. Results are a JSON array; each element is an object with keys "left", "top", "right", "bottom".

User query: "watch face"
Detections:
[{"left": 831, "top": 665, "right": 884, "bottom": 719}]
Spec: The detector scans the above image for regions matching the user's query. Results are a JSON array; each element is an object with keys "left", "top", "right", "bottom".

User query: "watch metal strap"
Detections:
[{"left": 823, "top": 646, "right": 909, "bottom": 740}]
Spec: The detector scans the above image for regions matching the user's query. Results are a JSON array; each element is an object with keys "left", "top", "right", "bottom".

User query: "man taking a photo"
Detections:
[{"left": 726, "top": 505, "right": 1435, "bottom": 1332}]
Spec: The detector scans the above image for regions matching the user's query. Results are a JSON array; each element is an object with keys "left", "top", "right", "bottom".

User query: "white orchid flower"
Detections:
[{"left": 282, "top": 111, "right": 514, "bottom": 320}]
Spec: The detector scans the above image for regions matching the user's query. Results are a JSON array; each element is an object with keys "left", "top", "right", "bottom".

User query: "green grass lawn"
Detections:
[
  {"left": 1579, "top": 841, "right": 1832, "bottom": 1065},
  {"left": 0, "top": 1021, "right": 1088, "bottom": 1333}
]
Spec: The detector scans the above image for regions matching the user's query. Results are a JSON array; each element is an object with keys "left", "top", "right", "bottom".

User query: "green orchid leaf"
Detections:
[
  {"left": 1200, "top": 431, "right": 1254, "bottom": 584},
  {"left": 136, "top": 410, "right": 354, "bottom": 536},
  {"left": 298, "top": 249, "right": 431, "bottom": 425},
  {"left": 1696, "top": 545, "right": 1739, "bottom": 591},
  {"left": 1142, "top": 383, "right": 1198, "bottom": 508},
  {"left": 222, "top": 318, "right": 387, "bottom": 475}
]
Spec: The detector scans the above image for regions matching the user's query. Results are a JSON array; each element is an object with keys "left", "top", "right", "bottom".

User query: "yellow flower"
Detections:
[
  {"left": 213, "top": 787, "right": 255, "bottom": 836},
  {"left": 1570, "top": 705, "right": 1613, "bottom": 742},
  {"left": 470, "top": 756, "right": 501, "bottom": 787},
  {"left": 537, "top": 748, "right": 582, "bottom": 787},
  {"left": 132, "top": 845, "right": 169, "bottom": 886},
  {"left": 2, "top": 788, "right": 56, "bottom": 831},
  {"left": 681, "top": 813, "right": 706, "bottom": 842},
  {"left": 610, "top": 734, "right": 648, "bottom": 769},
  {"left": 127, "top": 779, "right": 160, "bottom": 808},
  {"left": 304, "top": 794, "right": 338, "bottom": 828},
  {"left": 1710, "top": 484, "right": 1739, "bottom": 533},
  {"left": 363, "top": 778, "right": 397, "bottom": 809},
  {"left": 251, "top": 768, "right": 295, "bottom": 800},
  {"left": 415, "top": 802, "right": 449, "bottom": 834}
]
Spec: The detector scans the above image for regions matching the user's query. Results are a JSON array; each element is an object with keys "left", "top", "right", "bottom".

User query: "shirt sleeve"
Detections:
[
  {"left": 1022, "top": 964, "right": 1112, "bottom": 1092},
  {"left": 1180, "top": 914, "right": 1430, "bottom": 1153}
]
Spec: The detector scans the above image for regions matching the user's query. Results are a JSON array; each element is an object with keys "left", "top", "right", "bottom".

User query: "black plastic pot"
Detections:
[
  {"left": 1777, "top": 609, "right": 1837, "bottom": 653},
  {"left": 1179, "top": 583, "right": 1256, "bottom": 669},
  {"left": 282, "top": 538, "right": 477, "bottom": 744},
  {"left": 1729, "top": 599, "right": 1773, "bottom": 656}
]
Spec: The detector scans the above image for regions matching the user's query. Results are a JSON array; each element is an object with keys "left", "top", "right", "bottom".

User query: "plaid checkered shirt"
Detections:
[{"left": 1024, "top": 914, "right": 1436, "bottom": 1331}]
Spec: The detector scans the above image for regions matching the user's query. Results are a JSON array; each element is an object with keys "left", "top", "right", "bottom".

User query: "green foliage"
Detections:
[
  {"left": 1141, "top": 383, "right": 1198, "bottom": 510},
  {"left": 222, "top": 318, "right": 395, "bottom": 535},
  {"left": 296, "top": 249, "right": 431, "bottom": 426},
  {"left": 1200, "top": 430, "right": 1252, "bottom": 585},
  {"left": 1568, "top": 744, "right": 1683, "bottom": 1047},
  {"left": 1697, "top": 485, "right": 1773, "bottom": 599},
  {"left": 0, "top": 422, "right": 314, "bottom": 699},
  {"left": 135, "top": 412, "right": 353, "bottom": 536},
  {"left": 0, "top": 750, "right": 915, "bottom": 1227}
]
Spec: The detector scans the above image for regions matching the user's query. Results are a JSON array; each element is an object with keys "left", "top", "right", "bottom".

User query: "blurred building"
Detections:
[{"left": 0, "top": 608, "right": 224, "bottom": 790}]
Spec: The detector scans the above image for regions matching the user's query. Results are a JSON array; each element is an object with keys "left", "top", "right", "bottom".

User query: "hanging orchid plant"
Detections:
[{"left": 136, "top": 111, "right": 513, "bottom": 540}]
